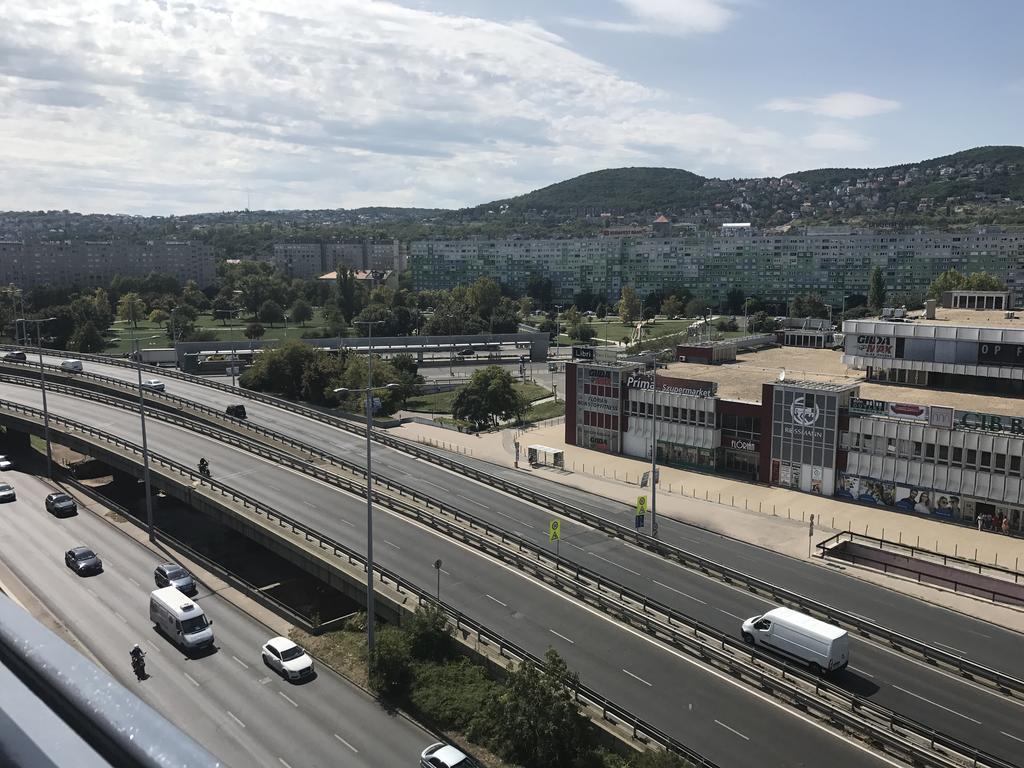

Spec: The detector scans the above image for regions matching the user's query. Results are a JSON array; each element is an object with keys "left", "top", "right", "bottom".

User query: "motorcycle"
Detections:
[
  {"left": 198, "top": 461, "right": 211, "bottom": 478},
  {"left": 131, "top": 653, "right": 147, "bottom": 680}
]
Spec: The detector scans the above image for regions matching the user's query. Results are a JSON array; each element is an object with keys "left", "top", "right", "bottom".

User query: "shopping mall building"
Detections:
[{"left": 565, "top": 307, "right": 1024, "bottom": 533}]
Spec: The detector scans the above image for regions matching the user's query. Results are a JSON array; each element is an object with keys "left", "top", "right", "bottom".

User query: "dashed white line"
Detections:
[
  {"left": 565, "top": 541, "right": 585, "bottom": 551},
  {"left": 145, "top": 639, "right": 161, "bottom": 652},
  {"left": 622, "top": 668, "right": 652, "bottom": 687},
  {"left": 340, "top": 518, "right": 355, "bottom": 527},
  {"left": 86, "top": 588, "right": 97, "bottom": 597},
  {"left": 652, "top": 579, "right": 707, "bottom": 604},
  {"left": 848, "top": 666, "right": 874, "bottom": 678},
  {"left": 335, "top": 734, "right": 359, "bottom": 752},
  {"left": 127, "top": 577, "right": 140, "bottom": 587},
  {"left": 714, "top": 719, "right": 750, "bottom": 741},
  {"left": 1002, "top": 730, "right": 1024, "bottom": 744},
  {"left": 384, "top": 540, "right": 401, "bottom": 550},
  {"left": 439, "top": 568, "right": 451, "bottom": 576},
  {"left": 279, "top": 758, "right": 293, "bottom": 768},
  {"left": 278, "top": 691, "right": 298, "bottom": 708},
  {"left": 549, "top": 629, "right": 575, "bottom": 644},
  {"left": 485, "top": 594, "right": 507, "bottom": 607},
  {"left": 232, "top": 655, "right": 249, "bottom": 669},
  {"left": 303, "top": 501, "right": 318, "bottom": 509},
  {"left": 226, "top": 711, "right": 246, "bottom": 728},
  {"left": 183, "top": 672, "right": 200, "bottom": 687},
  {"left": 933, "top": 641, "right": 966, "bottom": 655},
  {"left": 590, "top": 552, "right": 641, "bottom": 576},
  {"left": 113, "top": 611, "right": 127, "bottom": 624},
  {"left": 717, "top": 608, "right": 745, "bottom": 620},
  {"left": 891, "top": 685, "right": 981, "bottom": 723}
]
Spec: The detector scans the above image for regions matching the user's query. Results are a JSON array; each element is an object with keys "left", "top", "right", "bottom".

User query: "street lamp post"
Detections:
[
  {"left": 129, "top": 333, "right": 161, "bottom": 543},
  {"left": 649, "top": 368, "right": 659, "bottom": 538},
  {"left": 19, "top": 318, "right": 56, "bottom": 478}
]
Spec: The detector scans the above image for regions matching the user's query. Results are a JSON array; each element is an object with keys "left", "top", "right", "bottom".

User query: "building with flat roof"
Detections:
[{"left": 566, "top": 323, "right": 1024, "bottom": 533}]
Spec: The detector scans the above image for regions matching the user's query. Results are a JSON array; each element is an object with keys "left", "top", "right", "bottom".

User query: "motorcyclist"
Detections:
[
  {"left": 198, "top": 457, "right": 210, "bottom": 475},
  {"left": 130, "top": 644, "right": 146, "bottom": 677}
]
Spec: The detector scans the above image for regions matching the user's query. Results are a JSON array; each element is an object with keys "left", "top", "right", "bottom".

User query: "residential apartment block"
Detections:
[
  {"left": 269, "top": 239, "right": 403, "bottom": 279},
  {"left": 0, "top": 240, "right": 217, "bottom": 290},
  {"left": 411, "top": 226, "right": 1024, "bottom": 306}
]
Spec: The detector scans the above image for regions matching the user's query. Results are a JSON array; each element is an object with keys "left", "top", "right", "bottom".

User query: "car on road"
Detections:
[
  {"left": 420, "top": 742, "right": 479, "bottom": 768},
  {"left": 226, "top": 404, "right": 247, "bottom": 419},
  {"left": 154, "top": 562, "right": 197, "bottom": 595},
  {"left": 60, "top": 359, "right": 84, "bottom": 373},
  {"left": 0, "top": 455, "right": 12, "bottom": 470},
  {"left": 0, "top": 482, "right": 15, "bottom": 502},
  {"left": 261, "top": 636, "right": 315, "bottom": 682},
  {"left": 3, "top": 350, "right": 27, "bottom": 362},
  {"left": 65, "top": 546, "right": 103, "bottom": 575},
  {"left": 140, "top": 378, "right": 166, "bottom": 392},
  {"left": 45, "top": 492, "right": 77, "bottom": 516},
  {"left": 457, "top": 348, "right": 475, "bottom": 356}
]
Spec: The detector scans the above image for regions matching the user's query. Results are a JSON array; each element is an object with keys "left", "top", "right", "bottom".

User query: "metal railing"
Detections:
[
  {"left": 6, "top": 350, "right": 1024, "bottom": 698},
  {"left": 0, "top": 595, "right": 222, "bottom": 767},
  {"left": 0, "top": 382, "right": 1007, "bottom": 768},
  {"left": 0, "top": 398, "right": 717, "bottom": 767}
]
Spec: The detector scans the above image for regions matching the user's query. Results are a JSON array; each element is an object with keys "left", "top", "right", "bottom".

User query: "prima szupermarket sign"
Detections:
[{"left": 626, "top": 374, "right": 716, "bottom": 398}]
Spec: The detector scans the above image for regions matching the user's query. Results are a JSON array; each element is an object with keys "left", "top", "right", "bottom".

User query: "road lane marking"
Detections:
[
  {"left": 340, "top": 518, "right": 355, "bottom": 527},
  {"left": 485, "top": 594, "right": 507, "bottom": 607},
  {"left": 1002, "top": 731, "right": 1024, "bottom": 744},
  {"left": 279, "top": 691, "right": 298, "bottom": 708},
  {"left": 113, "top": 611, "right": 127, "bottom": 624},
  {"left": 145, "top": 639, "right": 161, "bottom": 652},
  {"left": 933, "top": 641, "right": 966, "bottom": 655},
  {"left": 421, "top": 479, "right": 447, "bottom": 491},
  {"left": 589, "top": 552, "right": 641, "bottom": 576},
  {"left": 232, "top": 655, "right": 249, "bottom": 669},
  {"left": 716, "top": 608, "right": 745, "bottom": 620},
  {"left": 335, "top": 734, "right": 358, "bottom": 752},
  {"left": 127, "top": 577, "right": 140, "bottom": 587},
  {"left": 549, "top": 629, "right": 575, "bottom": 644},
  {"left": 384, "top": 540, "right": 401, "bottom": 550},
  {"left": 184, "top": 672, "right": 200, "bottom": 687},
  {"left": 86, "top": 588, "right": 97, "bottom": 597},
  {"left": 891, "top": 685, "right": 981, "bottom": 723},
  {"left": 714, "top": 720, "right": 750, "bottom": 740},
  {"left": 622, "top": 668, "right": 652, "bottom": 687},
  {"left": 848, "top": 666, "right": 874, "bottom": 678},
  {"left": 461, "top": 496, "right": 489, "bottom": 510},
  {"left": 303, "top": 501, "right": 318, "bottom": 509},
  {"left": 652, "top": 579, "right": 707, "bottom": 604},
  {"left": 279, "top": 759, "right": 293, "bottom": 768},
  {"left": 226, "top": 711, "right": 246, "bottom": 728}
]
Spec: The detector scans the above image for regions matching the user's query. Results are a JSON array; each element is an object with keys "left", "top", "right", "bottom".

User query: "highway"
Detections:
[
  {"left": 0, "top": 470, "right": 434, "bottom": 768},
  {"left": 0, "top": 382, "right": 898, "bottom": 767},
  {"left": 8, "top": 359, "right": 1024, "bottom": 759}
]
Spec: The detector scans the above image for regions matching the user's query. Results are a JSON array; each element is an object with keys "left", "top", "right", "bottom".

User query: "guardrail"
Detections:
[
  {"left": 0, "top": 398, "right": 716, "bottom": 767},
  {"left": 0, "top": 595, "right": 222, "bottom": 767},
  {"left": 0, "top": 377, "right": 1007, "bottom": 768},
  {"left": 6, "top": 350, "right": 1024, "bottom": 699}
]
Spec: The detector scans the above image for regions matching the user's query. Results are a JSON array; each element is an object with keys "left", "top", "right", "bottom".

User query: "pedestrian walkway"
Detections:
[{"left": 392, "top": 419, "right": 1024, "bottom": 633}]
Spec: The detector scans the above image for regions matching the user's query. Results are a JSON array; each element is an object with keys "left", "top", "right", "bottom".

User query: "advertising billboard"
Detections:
[
  {"left": 625, "top": 373, "right": 716, "bottom": 398},
  {"left": 977, "top": 342, "right": 1024, "bottom": 368},
  {"left": 849, "top": 397, "right": 929, "bottom": 422},
  {"left": 849, "top": 334, "right": 896, "bottom": 358}
]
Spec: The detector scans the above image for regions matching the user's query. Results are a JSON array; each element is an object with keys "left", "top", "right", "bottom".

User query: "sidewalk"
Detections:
[{"left": 391, "top": 419, "right": 1024, "bottom": 633}]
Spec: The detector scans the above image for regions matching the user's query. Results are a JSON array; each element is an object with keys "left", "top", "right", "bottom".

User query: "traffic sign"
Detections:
[
  {"left": 635, "top": 495, "right": 647, "bottom": 529},
  {"left": 549, "top": 519, "right": 561, "bottom": 542}
]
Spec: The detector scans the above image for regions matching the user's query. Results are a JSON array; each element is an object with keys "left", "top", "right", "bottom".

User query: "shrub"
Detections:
[
  {"left": 368, "top": 626, "right": 412, "bottom": 697},
  {"left": 409, "top": 658, "right": 498, "bottom": 734}
]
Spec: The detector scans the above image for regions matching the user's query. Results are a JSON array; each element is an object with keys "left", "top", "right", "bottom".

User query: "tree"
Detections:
[
  {"left": 468, "top": 277, "right": 502, "bottom": 320},
  {"left": 336, "top": 268, "right": 362, "bottom": 322},
  {"left": 748, "top": 311, "right": 780, "bottom": 333},
  {"left": 182, "top": 280, "right": 210, "bottom": 311},
  {"left": 526, "top": 273, "right": 553, "bottom": 310},
  {"left": 963, "top": 271, "right": 1006, "bottom": 291},
  {"left": 290, "top": 298, "right": 313, "bottom": 326},
  {"left": 391, "top": 353, "right": 424, "bottom": 406},
  {"left": 485, "top": 648, "right": 586, "bottom": 768},
  {"left": 684, "top": 298, "right": 708, "bottom": 318},
  {"left": 567, "top": 320, "right": 596, "bottom": 342},
  {"left": 368, "top": 626, "right": 412, "bottom": 698},
  {"left": 259, "top": 300, "right": 285, "bottom": 327},
  {"left": 91, "top": 288, "right": 114, "bottom": 331},
  {"left": 790, "top": 292, "right": 829, "bottom": 319},
  {"left": 245, "top": 322, "right": 266, "bottom": 341},
  {"left": 116, "top": 292, "right": 146, "bottom": 329},
  {"left": 618, "top": 286, "right": 641, "bottom": 324},
  {"left": 660, "top": 295, "right": 683, "bottom": 319},
  {"left": 211, "top": 295, "right": 235, "bottom": 325},
  {"left": 926, "top": 268, "right": 1006, "bottom": 300},
  {"left": 595, "top": 302, "right": 607, "bottom": 320},
  {"left": 452, "top": 366, "right": 529, "bottom": 429},
  {"left": 868, "top": 266, "right": 886, "bottom": 311},
  {"left": 148, "top": 308, "right": 170, "bottom": 324},
  {"left": 68, "top": 321, "right": 105, "bottom": 353},
  {"left": 572, "top": 287, "right": 599, "bottom": 312},
  {"left": 725, "top": 287, "right": 746, "bottom": 314}
]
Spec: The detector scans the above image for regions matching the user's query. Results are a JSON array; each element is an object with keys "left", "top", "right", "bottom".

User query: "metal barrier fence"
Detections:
[
  {"left": 6, "top": 350, "right": 1024, "bottom": 698},
  {"left": 0, "top": 398, "right": 717, "bottom": 767},
  {"left": 0, "top": 379, "right": 1008, "bottom": 768}
]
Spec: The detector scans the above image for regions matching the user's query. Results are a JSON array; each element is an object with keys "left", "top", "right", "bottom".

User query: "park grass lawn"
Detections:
[
  {"left": 404, "top": 381, "right": 550, "bottom": 414},
  {"left": 522, "top": 399, "right": 565, "bottom": 423}
]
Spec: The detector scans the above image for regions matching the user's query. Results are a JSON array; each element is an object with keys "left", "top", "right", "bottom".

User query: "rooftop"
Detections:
[{"left": 856, "top": 307, "right": 1022, "bottom": 329}]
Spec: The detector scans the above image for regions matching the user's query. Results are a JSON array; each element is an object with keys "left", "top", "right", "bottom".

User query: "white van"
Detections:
[
  {"left": 60, "top": 359, "right": 84, "bottom": 373},
  {"left": 742, "top": 607, "right": 848, "bottom": 675},
  {"left": 149, "top": 587, "right": 214, "bottom": 653}
]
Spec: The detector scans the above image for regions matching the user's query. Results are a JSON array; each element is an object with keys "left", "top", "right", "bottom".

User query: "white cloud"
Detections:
[
  {"left": 0, "top": 0, "right": 865, "bottom": 214},
  {"left": 564, "top": 0, "right": 735, "bottom": 36},
  {"left": 764, "top": 91, "right": 901, "bottom": 120},
  {"left": 803, "top": 129, "right": 871, "bottom": 152}
]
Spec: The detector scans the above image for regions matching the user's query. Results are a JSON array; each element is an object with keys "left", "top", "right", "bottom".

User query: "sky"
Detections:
[{"left": 0, "top": 0, "right": 1021, "bottom": 215}]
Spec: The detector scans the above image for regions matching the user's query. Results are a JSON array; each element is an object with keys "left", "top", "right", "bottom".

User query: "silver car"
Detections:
[{"left": 0, "top": 482, "right": 15, "bottom": 502}]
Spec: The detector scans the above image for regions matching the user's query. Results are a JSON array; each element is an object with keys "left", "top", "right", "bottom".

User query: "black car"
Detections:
[
  {"left": 226, "top": 404, "right": 247, "bottom": 419},
  {"left": 3, "top": 350, "right": 27, "bottom": 362},
  {"left": 65, "top": 546, "right": 102, "bottom": 575},
  {"left": 45, "top": 492, "right": 78, "bottom": 517},
  {"left": 154, "top": 562, "right": 197, "bottom": 595}
]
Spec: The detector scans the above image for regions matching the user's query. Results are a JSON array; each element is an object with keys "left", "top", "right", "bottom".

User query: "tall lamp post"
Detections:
[
  {"left": 129, "top": 333, "right": 161, "bottom": 543},
  {"left": 18, "top": 317, "right": 56, "bottom": 478},
  {"left": 334, "top": 318, "right": 397, "bottom": 655},
  {"left": 649, "top": 367, "right": 659, "bottom": 538}
]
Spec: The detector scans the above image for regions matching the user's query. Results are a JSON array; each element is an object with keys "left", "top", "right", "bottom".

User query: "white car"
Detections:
[
  {"left": 420, "top": 743, "right": 479, "bottom": 768},
  {"left": 0, "top": 482, "right": 15, "bottom": 502},
  {"left": 0, "top": 455, "right": 12, "bottom": 470},
  {"left": 261, "top": 636, "right": 315, "bottom": 681},
  {"left": 140, "top": 379, "right": 166, "bottom": 392}
]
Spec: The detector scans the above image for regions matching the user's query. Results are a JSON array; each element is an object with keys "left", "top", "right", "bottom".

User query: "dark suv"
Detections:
[
  {"left": 154, "top": 562, "right": 197, "bottom": 595},
  {"left": 226, "top": 404, "right": 247, "bottom": 419},
  {"left": 45, "top": 492, "right": 78, "bottom": 517}
]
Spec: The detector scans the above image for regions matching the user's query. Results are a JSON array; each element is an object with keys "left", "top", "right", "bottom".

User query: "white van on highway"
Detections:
[
  {"left": 741, "top": 607, "right": 848, "bottom": 675},
  {"left": 149, "top": 587, "right": 214, "bottom": 653}
]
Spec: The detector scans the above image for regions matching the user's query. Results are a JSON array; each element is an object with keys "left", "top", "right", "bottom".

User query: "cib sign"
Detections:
[{"left": 956, "top": 411, "right": 1024, "bottom": 435}]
